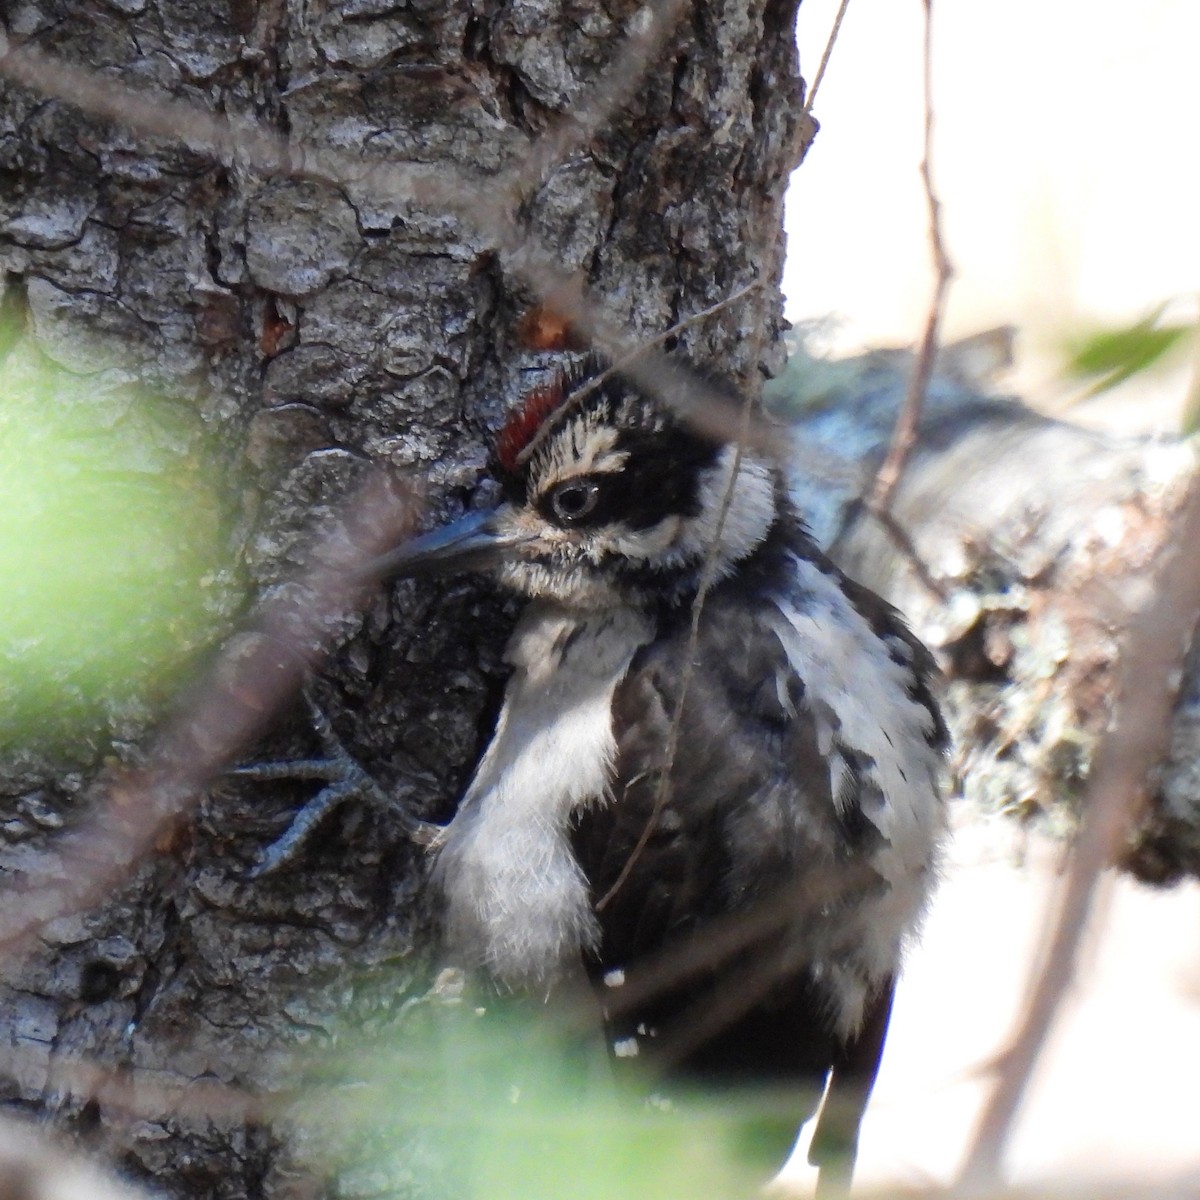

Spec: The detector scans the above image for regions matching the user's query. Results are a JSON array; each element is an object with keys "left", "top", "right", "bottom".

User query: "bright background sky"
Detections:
[
  {"left": 778, "top": 4, "right": 1200, "bottom": 1190},
  {"left": 782, "top": 0, "right": 1199, "bottom": 428}
]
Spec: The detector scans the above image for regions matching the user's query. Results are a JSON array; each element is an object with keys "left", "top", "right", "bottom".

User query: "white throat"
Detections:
[{"left": 434, "top": 602, "right": 654, "bottom": 988}]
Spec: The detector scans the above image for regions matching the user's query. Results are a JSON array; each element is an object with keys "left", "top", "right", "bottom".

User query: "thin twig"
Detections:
[
  {"left": 824, "top": 0, "right": 950, "bottom": 593},
  {"left": 505, "top": 244, "right": 791, "bottom": 457},
  {"left": 864, "top": 0, "right": 952, "bottom": 516},
  {"left": 596, "top": 316, "right": 765, "bottom": 912},
  {"left": 958, "top": 475, "right": 1200, "bottom": 1189},
  {"left": 802, "top": 0, "right": 853, "bottom": 116},
  {"left": 650, "top": 937, "right": 799, "bottom": 1073},
  {"left": 558, "top": 861, "right": 878, "bottom": 1050},
  {"left": 873, "top": 505, "right": 949, "bottom": 601},
  {"left": 824, "top": 489, "right": 948, "bottom": 602},
  {"left": 600, "top": 863, "right": 878, "bottom": 1024},
  {"left": 9, "top": 1047, "right": 273, "bottom": 1126},
  {"left": 0, "top": 41, "right": 463, "bottom": 217}
]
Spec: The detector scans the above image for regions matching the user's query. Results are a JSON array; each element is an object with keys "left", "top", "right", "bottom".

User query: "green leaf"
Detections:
[{"left": 1065, "top": 307, "right": 1189, "bottom": 397}]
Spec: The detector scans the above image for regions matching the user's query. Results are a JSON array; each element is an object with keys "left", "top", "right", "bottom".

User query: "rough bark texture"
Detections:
[
  {"left": 0, "top": 2, "right": 803, "bottom": 1196},
  {"left": 773, "top": 337, "right": 1200, "bottom": 882}
]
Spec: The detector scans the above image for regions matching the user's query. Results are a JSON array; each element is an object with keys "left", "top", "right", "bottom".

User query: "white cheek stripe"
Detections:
[{"left": 536, "top": 419, "right": 626, "bottom": 492}]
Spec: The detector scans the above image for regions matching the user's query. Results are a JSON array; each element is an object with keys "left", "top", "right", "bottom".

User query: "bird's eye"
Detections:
[{"left": 549, "top": 480, "right": 601, "bottom": 523}]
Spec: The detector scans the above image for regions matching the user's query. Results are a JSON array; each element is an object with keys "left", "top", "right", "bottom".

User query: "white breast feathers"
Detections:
[{"left": 434, "top": 602, "right": 654, "bottom": 989}]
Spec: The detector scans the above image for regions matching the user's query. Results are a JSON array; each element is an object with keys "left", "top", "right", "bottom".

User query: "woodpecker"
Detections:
[{"left": 372, "top": 356, "right": 948, "bottom": 1186}]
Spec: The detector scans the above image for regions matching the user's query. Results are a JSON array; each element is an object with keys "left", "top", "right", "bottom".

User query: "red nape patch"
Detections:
[{"left": 494, "top": 380, "right": 566, "bottom": 473}]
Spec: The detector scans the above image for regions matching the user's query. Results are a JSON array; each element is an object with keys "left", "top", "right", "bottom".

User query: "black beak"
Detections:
[{"left": 364, "top": 507, "right": 530, "bottom": 582}]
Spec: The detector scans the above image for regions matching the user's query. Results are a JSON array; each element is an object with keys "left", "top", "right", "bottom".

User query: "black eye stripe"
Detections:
[{"left": 532, "top": 435, "right": 723, "bottom": 532}]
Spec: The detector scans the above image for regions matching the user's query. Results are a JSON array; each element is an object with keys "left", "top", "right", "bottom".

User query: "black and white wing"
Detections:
[{"left": 572, "top": 526, "right": 946, "bottom": 1181}]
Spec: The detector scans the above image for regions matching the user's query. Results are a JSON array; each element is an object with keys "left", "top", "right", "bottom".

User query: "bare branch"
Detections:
[
  {"left": 553, "top": 860, "right": 879, "bottom": 1055},
  {"left": 0, "top": 40, "right": 465, "bottom": 211},
  {"left": 0, "top": 1044, "right": 271, "bottom": 1126},
  {"left": 871, "top": 504, "right": 950, "bottom": 601},
  {"left": 802, "top": 0, "right": 853, "bottom": 116},
  {"left": 514, "top": 275, "right": 768, "bottom": 468},
  {"left": 958, "top": 474, "right": 1200, "bottom": 1188},
  {"left": 865, "top": 0, "right": 952, "bottom": 516},
  {"left": 595, "top": 378, "right": 761, "bottom": 912},
  {"left": 594, "top": 288, "right": 773, "bottom": 914}
]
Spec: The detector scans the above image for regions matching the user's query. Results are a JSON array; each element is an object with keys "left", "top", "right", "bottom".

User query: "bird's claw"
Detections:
[{"left": 232, "top": 693, "right": 441, "bottom": 876}]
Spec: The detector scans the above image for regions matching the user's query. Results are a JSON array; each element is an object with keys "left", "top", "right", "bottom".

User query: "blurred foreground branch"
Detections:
[
  {"left": 959, "top": 475, "right": 1200, "bottom": 1186},
  {"left": 0, "top": 1116, "right": 161, "bottom": 1200},
  {"left": 0, "top": 472, "right": 417, "bottom": 966},
  {"left": 0, "top": 37, "right": 805, "bottom": 476},
  {"left": 863, "top": 0, "right": 952, "bottom": 518}
]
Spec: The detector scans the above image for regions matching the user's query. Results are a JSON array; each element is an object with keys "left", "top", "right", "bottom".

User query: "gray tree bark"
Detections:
[{"left": 0, "top": 2, "right": 804, "bottom": 1196}]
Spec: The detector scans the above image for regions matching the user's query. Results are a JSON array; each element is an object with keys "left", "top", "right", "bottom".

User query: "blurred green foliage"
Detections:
[
  {"left": 0, "top": 338, "right": 236, "bottom": 751},
  {"left": 292, "top": 984, "right": 795, "bottom": 1200},
  {"left": 1065, "top": 304, "right": 1193, "bottom": 404}
]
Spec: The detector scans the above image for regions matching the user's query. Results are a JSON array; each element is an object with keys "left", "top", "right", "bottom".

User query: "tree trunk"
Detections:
[{"left": 0, "top": 2, "right": 805, "bottom": 1195}]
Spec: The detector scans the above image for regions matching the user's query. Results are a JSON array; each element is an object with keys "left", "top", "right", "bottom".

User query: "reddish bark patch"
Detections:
[{"left": 515, "top": 303, "right": 585, "bottom": 351}]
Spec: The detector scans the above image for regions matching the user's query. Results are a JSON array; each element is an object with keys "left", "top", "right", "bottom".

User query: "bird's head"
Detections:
[{"left": 377, "top": 358, "right": 779, "bottom": 609}]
